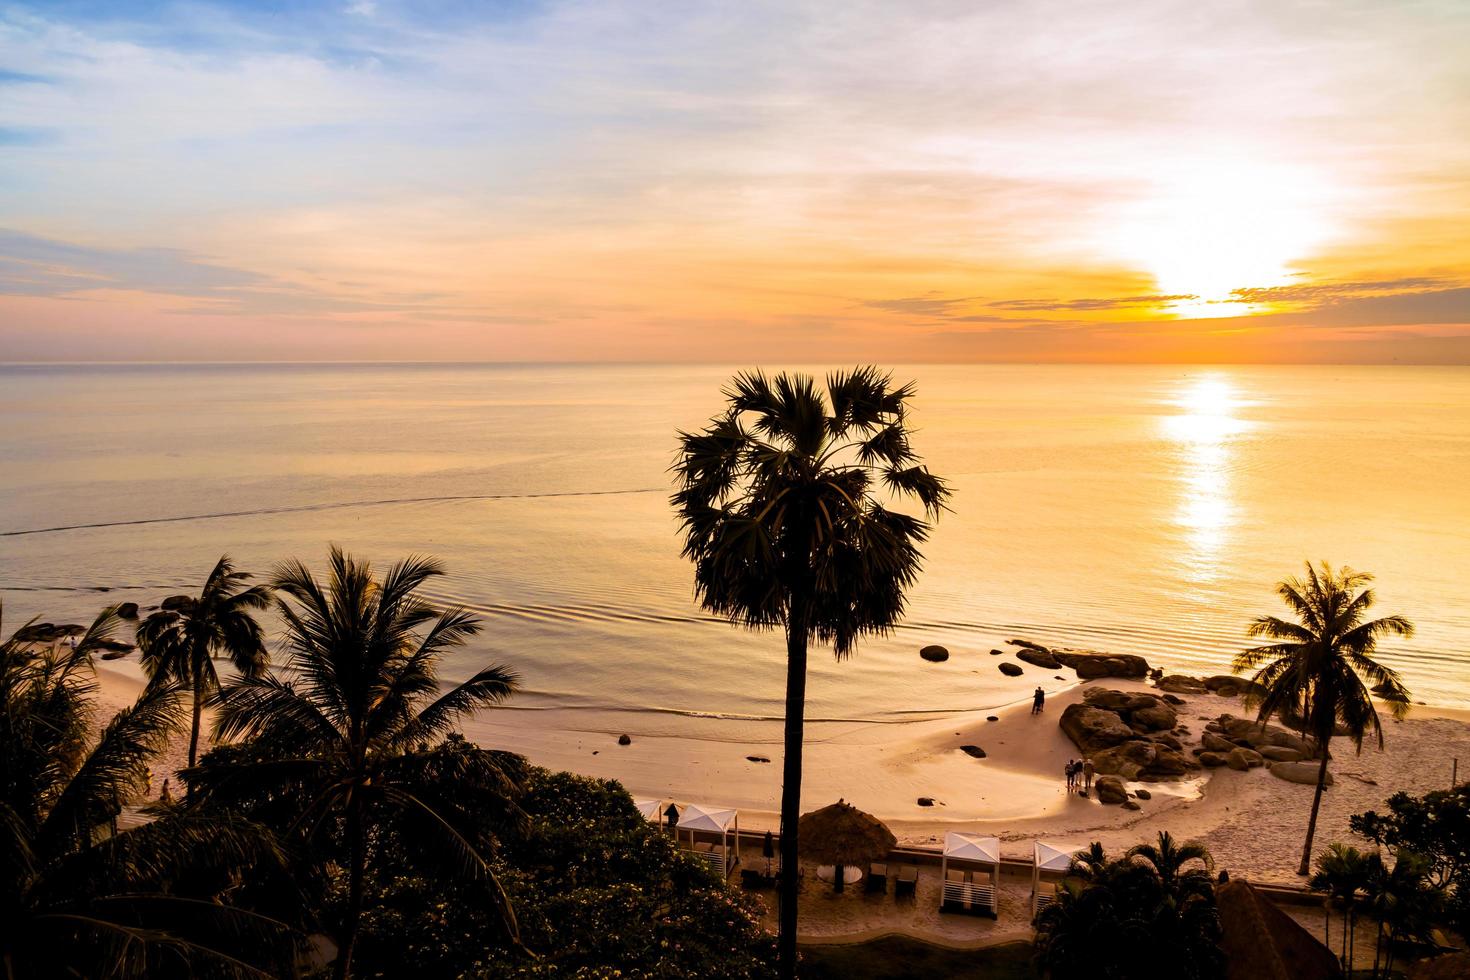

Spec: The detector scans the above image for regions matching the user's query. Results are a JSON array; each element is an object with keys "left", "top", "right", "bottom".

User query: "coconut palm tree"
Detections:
[
  {"left": 1233, "top": 562, "right": 1412, "bottom": 875},
  {"left": 0, "top": 605, "right": 296, "bottom": 978},
  {"left": 673, "top": 368, "right": 950, "bottom": 978},
  {"left": 1128, "top": 831, "right": 1214, "bottom": 899},
  {"left": 137, "top": 556, "right": 272, "bottom": 768},
  {"left": 199, "top": 548, "right": 524, "bottom": 980},
  {"left": 1038, "top": 839, "right": 1224, "bottom": 979},
  {"left": 1311, "top": 842, "right": 1372, "bottom": 969}
]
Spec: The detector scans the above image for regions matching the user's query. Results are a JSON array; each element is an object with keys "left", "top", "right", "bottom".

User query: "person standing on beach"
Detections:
[
  {"left": 1032, "top": 686, "right": 1045, "bottom": 714},
  {"left": 1065, "top": 759, "right": 1076, "bottom": 792},
  {"left": 159, "top": 778, "right": 172, "bottom": 804},
  {"left": 1082, "top": 758, "right": 1094, "bottom": 794}
]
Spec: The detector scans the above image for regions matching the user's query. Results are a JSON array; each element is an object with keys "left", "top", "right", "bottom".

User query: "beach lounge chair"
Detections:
[
  {"left": 895, "top": 864, "right": 918, "bottom": 898},
  {"left": 941, "top": 868, "right": 968, "bottom": 913},
  {"left": 865, "top": 861, "right": 888, "bottom": 894}
]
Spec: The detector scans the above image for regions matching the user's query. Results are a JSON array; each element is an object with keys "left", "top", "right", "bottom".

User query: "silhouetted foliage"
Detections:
[
  {"left": 1352, "top": 784, "right": 1470, "bottom": 943},
  {"left": 673, "top": 367, "right": 949, "bottom": 978},
  {"left": 1233, "top": 562, "right": 1412, "bottom": 875}
]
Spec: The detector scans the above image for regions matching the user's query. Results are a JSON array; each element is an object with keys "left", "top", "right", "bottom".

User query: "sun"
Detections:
[{"left": 1109, "top": 157, "right": 1336, "bottom": 318}]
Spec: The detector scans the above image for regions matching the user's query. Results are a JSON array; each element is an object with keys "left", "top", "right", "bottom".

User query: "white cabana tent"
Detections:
[
  {"left": 632, "top": 798, "right": 664, "bottom": 826},
  {"left": 1031, "top": 841, "right": 1080, "bottom": 917},
  {"left": 940, "top": 832, "right": 1000, "bottom": 918},
  {"left": 676, "top": 803, "right": 740, "bottom": 877}
]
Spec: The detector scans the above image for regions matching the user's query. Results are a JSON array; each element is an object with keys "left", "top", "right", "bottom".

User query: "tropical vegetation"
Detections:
[
  {"left": 1034, "top": 833, "right": 1223, "bottom": 980},
  {"left": 137, "top": 554, "right": 272, "bottom": 767},
  {"left": 1233, "top": 562, "right": 1413, "bottom": 875},
  {"left": 673, "top": 367, "right": 949, "bottom": 978}
]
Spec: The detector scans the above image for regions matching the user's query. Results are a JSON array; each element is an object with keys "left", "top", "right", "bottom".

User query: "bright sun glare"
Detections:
[{"left": 1111, "top": 158, "right": 1334, "bottom": 318}]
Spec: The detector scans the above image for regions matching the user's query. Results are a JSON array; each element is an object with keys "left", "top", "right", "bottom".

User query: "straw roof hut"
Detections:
[
  {"left": 1217, "top": 879, "right": 1342, "bottom": 980},
  {"left": 797, "top": 800, "right": 896, "bottom": 892}
]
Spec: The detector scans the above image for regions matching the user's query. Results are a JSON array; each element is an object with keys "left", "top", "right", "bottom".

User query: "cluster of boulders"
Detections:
[
  {"left": 1155, "top": 674, "right": 1264, "bottom": 698},
  {"left": 1196, "top": 714, "right": 1331, "bottom": 786},
  {"left": 1059, "top": 687, "right": 1199, "bottom": 781},
  {"left": 1011, "top": 639, "right": 1150, "bottom": 680}
]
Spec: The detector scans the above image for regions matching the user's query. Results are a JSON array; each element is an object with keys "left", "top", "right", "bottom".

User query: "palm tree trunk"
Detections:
[
  {"left": 776, "top": 604, "right": 809, "bottom": 980},
  {"left": 187, "top": 672, "right": 204, "bottom": 769},
  {"left": 1297, "top": 741, "right": 1332, "bottom": 875},
  {"left": 336, "top": 795, "right": 367, "bottom": 980}
]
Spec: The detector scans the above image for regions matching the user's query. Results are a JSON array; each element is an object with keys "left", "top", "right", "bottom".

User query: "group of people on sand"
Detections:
[
  {"left": 1065, "top": 757, "right": 1094, "bottom": 795},
  {"left": 1030, "top": 686, "right": 1046, "bottom": 714}
]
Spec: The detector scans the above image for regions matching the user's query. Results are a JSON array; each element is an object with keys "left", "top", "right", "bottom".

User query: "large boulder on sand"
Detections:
[
  {"left": 1258, "top": 745, "right": 1305, "bottom": 763},
  {"left": 1060, "top": 704, "right": 1137, "bottom": 753},
  {"left": 1083, "top": 688, "right": 1135, "bottom": 712},
  {"left": 1201, "top": 732, "right": 1236, "bottom": 753},
  {"left": 999, "top": 662, "right": 1024, "bottom": 677},
  {"left": 1199, "top": 751, "right": 1228, "bottom": 767},
  {"left": 1016, "top": 648, "right": 1061, "bottom": 669},
  {"left": 1095, "top": 776, "right": 1129, "bottom": 804},
  {"left": 1226, "top": 747, "right": 1265, "bottom": 771},
  {"left": 114, "top": 602, "right": 140, "bottom": 619},
  {"left": 1270, "top": 761, "right": 1332, "bottom": 786},
  {"left": 919, "top": 645, "right": 950, "bottom": 662},
  {"left": 1130, "top": 702, "right": 1177, "bottom": 732},
  {"left": 1205, "top": 675, "right": 1265, "bottom": 698},
  {"left": 160, "top": 594, "right": 195, "bottom": 612},
  {"left": 1053, "top": 650, "right": 1151, "bottom": 680},
  {"left": 1156, "top": 674, "right": 1209, "bottom": 695}
]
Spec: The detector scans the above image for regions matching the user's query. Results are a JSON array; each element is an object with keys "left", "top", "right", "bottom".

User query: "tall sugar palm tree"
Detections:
[
  {"left": 673, "top": 368, "right": 950, "bottom": 978},
  {"left": 0, "top": 605, "right": 296, "bottom": 978},
  {"left": 201, "top": 548, "right": 524, "bottom": 980},
  {"left": 1234, "top": 562, "right": 1412, "bottom": 875},
  {"left": 137, "top": 556, "right": 272, "bottom": 768}
]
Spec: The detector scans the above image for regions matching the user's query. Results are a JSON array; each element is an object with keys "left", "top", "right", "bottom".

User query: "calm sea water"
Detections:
[{"left": 2, "top": 363, "right": 1468, "bottom": 718}]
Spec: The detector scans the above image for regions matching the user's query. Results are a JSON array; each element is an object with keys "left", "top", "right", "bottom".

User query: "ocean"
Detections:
[{"left": 3, "top": 362, "right": 1468, "bottom": 729}]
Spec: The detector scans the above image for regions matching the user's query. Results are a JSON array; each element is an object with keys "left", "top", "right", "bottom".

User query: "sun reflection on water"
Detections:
[{"left": 1161, "top": 375, "right": 1251, "bottom": 581}]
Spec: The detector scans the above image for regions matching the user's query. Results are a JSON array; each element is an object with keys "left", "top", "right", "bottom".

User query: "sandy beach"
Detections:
[{"left": 93, "top": 645, "right": 1470, "bottom": 889}]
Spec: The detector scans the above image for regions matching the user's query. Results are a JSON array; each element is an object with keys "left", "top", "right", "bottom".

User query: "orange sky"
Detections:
[{"left": 1, "top": 1, "right": 1468, "bottom": 362}]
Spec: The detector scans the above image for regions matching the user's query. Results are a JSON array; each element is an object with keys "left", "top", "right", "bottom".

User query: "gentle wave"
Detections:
[{"left": 0, "top": 486, "right": 666, "bottom": 537}]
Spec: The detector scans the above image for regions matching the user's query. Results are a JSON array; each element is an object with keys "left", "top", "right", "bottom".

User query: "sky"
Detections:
[{"left": 1, "top": 0, "right": 1468, "bottom": 363}]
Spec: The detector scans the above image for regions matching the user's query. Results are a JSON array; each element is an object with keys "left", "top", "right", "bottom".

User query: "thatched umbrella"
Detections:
[{"left": 797, "top": 800, "right": 896, "bottom": 892}]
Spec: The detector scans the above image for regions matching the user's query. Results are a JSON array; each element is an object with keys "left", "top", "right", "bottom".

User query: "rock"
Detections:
[
  {"left": 1226, "top": 747, "right": 1264, "bottom": 771},
  {"left": 1008, "top": 639, "right": 1050, "bottom": 652},
  {"left": 1202, "top": 732, "right": 1236, "bottom": 753},
  {"left": 1149, "top": 668, "right": 1163, "bottom": 680},
  {"left": 1053, "top": 650, "right": 1150, "bottom": 680},
  {"left": 1095, "top": 775, "right": 1128, "bottom": 804},
  {"left": 998, "top": 662, "right": 1024, "bottom": 677},
  {"left": 617, "top": 734, "right": 632, "bottom": 746},
  {"left": 990, "top": 649, "right": 1004, "bottom": 656},
  {"left": 1130, "top": 702, "right": 1177, "bottom": 732},
  {"left": 1147, "top": 749, "right": 1192, "bottom": 776},
  {"left": 1258, "top": 745, "right": 1304, "bottom": 763},
  {"left": 1148, "top": 733, "right": 1183, "bottom": 751},
  {"left": 920, "top": 645, "right": 950, "bottom": 663},
  {"left": 746, "top": 755, "right": 770, "bottom": 763},
  {"left": 100, "top": 650, "right": 130, "bottom": 661},
  {"left": 1055, "top": 675, "right": 1065, "bottom": 680},
  {"left": 1270, "top": 761, "right": 1332, "bottom": 786},
  {"left": 160, "top": 594, "right": 195, "bottom": 612},
  {"left": 114, "top": 602, "right": 140, "bottom": 619},
  {"left": 1016, "top": 648, "right": 1061, "bottom": 669},
  {"left": 1133, "top": 789, "right": 1152, "bottom": 800},
  {"left": 986, "top": 716, "right": 999, "bottom": 722},
  {"left": 1205, "top": 675, "right": 1266, "bottom": 699},
  {"left": 960, "top": 745, "right": 987, "bottom": 759},
  {"left": 95, "top": 639, "right": 134, "bottom": 653},
  {"left": 1083, "top": 688, "right": 1135, "bottom": 712},
  {"left": 1156, "top": 675, "right": 1209, "bottom": 695},
  {"left": 1123, "top": 800, "right": 1142, "bottom": 811},
  {"left": 1199, "top": 751, "right": 1228, "bottom": 767},
  {"left": 1060, "top": 703, "right": 1137, "bottom": 753},
  {"left": 917, "top": 797, "right": 935, "bottom": 807},
  {"left": 1160, "top": 693, "right": 1186, "bottom": 706}
]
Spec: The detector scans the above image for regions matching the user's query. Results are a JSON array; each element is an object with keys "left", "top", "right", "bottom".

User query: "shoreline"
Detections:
[{"left": 94, "top": 655, "right": 1470, "bottom": 887}]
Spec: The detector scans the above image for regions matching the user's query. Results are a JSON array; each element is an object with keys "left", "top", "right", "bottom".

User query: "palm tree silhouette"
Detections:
[
  {"left": 1128, "top": 831, "right": 1215, "bottom": 899},
  {"left": 1310, "top": 841, "right": 1372, "bottom": 969},
  {"left": 202, "top": 548, "right": 523, "bottom": 980},
  {"left": 0, "top": 605, "right": 295, "bottom": 978},
  {"left": 137, "top": 555, "right": 272, "bottom": 768},
  {"left": 673, "top": 368, "right": 949, "bottom": 977},
  {"left": 1234, "top": 562, "right": 1412, "bottom": 875}
]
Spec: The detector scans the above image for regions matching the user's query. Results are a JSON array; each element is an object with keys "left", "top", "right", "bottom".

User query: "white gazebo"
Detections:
[
  {"left": 939, "top": 832, "right": 1000, "bottom": 918},
  {"left": 1031, "top": 841, "right": 1080, "bottom": 917},
  {"left": 632, "top": 798, "right": 664, "bottom": 826},
  {"left": 676, "top": 803, "right": 740, "bottom": 877}
]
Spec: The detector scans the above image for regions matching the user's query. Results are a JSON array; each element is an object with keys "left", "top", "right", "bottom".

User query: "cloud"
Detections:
[
  {"left": 988, "top": 294, "right": 1197, "bottom": 311},
  {"left": 861, "top": 295, "right": 977, "bottom": 317},
  {"left": 1229, "top": 277, "right": 1451, "bottom": 305}
]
